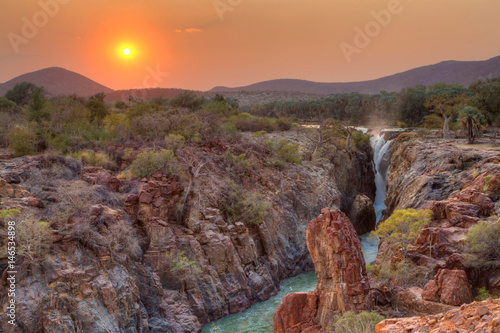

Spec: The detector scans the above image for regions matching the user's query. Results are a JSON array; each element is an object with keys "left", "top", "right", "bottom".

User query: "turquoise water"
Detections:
[{"left": 202, "top": 233, "right": 379, "bottom": 333}]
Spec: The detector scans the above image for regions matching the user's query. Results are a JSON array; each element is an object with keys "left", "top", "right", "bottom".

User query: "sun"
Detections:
[{"left": 123, "top": 48, "right": 131, "bottom": 56}]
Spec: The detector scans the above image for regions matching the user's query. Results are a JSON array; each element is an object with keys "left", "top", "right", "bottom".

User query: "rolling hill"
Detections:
[
  {"left": 211, "top": 56, "right": 500, "bottom": 95},
  {"left": 0, "top": 67, "right": 113, "bottom": 98}
]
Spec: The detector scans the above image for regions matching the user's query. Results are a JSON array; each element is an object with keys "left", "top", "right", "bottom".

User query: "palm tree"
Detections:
[{"left": 459, "top": 106, "right": 486, "bottom": 144}]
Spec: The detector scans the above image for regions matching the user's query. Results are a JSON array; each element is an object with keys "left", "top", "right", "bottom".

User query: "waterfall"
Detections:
[{"left": 370, "top": 132, "right": 392, "bottom": 223}]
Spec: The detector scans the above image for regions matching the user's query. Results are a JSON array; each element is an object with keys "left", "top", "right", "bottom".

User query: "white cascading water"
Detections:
[{"left": 370, "top": 132, "right": 392, "bottom": 223}]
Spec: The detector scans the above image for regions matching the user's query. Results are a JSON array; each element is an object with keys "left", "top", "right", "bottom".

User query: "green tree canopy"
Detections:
[
  {"left": 5, "top": 82, "right": 43, "bottom": 106},
  {"left": 459, "top": 106, "right": 486, "bottom": 144}
]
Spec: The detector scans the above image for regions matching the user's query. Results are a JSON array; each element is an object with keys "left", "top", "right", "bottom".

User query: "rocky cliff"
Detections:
[
  {"left": 376, "top": 298, "right": 500, "bottom": 333},
  {"left": 0, "top": 130, "right": 375, "bottom": 332},
  {"left": 273, "top": 208, "right": 372, "bottom": 332},
  {"left": 374, "top": 137, "right": 500, "bottom": 317}
]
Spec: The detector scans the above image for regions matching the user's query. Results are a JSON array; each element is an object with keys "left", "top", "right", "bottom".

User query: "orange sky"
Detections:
[{"left": 1, "top": 0, "right": 500, "bottom": 91}]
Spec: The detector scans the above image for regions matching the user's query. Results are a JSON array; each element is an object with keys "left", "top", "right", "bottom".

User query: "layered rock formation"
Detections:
[
  {"left": 0, "top": 130, "right": 376, "bottom": 333},
  {"left": 376, "top": 298, "right": 500, "bottom": 333},
  {"left": 273, "top": 208, "right": 372, "bottom": 332},
  {"left": 374, "top": 138, "right": 500, "bottom": 317}
]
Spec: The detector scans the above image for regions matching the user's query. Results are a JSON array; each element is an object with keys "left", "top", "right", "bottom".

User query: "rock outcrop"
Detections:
[
  {"left": 376, "top": 138, "right": 500, "bottom": 317},
  {"left": 422, "top": 269, "right": 473, "bottom": 306},
  {"left": 0, "top": 130, "right": 376, "bottom": 333},
  {"left": 273, "top": 208, "right": 372, "bottom": 332},
  {"left": 376, "top": 298, "right": 500, "bottom": 333}
]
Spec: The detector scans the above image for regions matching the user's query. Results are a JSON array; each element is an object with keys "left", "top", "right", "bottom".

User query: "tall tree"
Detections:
[
  {"left": 460, "top": 106, "right": 486, "bottom": 144},
  {"left": 424, "top": 93, "right": 468, "bottom": 138},
  {"left": 27, "top": 88, "right": 50, "bottom": 123}
]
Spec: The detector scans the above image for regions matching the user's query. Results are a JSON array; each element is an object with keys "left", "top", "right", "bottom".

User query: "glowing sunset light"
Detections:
[{"left": 123, "top": 48, "right": 131, "bottom": 56}]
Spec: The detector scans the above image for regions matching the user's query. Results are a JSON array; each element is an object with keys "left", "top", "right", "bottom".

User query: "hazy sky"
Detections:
[{"left": 1, "top": 0, "right": 499, "bottom": 91}]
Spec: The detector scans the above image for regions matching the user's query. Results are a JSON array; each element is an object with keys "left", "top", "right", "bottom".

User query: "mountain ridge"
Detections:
[
  {"left": 1, "top": 56, "right": 499, "bottom": 99},
  {"left": 0, "top": 67, "right": 113, "bottom": 98},
  {"left": 210, "top": 56, "right": 500, "bottom": 94}
]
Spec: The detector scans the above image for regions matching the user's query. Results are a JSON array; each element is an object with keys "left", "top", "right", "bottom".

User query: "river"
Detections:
[{"left": 202, "top": 132, "right": 390, "bottom": 333}]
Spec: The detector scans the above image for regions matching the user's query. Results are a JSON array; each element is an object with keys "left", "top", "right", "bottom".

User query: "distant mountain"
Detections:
[
  {"left": 0, "top": 67, "right": 113, "bottom": 98},
  {"left": 211, "top": 56, "right": 500, "bottom": 95}
]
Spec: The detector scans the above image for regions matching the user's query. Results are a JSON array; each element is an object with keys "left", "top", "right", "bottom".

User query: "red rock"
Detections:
[
  {"left": 273, "top": 209, "right": 372, "bottom": 332},
  {"left": 422, "top": 280, "right": 440, "bottom": 302},
  {"left": 273, "top": 293, "right": 320, "bottom": 333},
  {"left": 423, "top": 269, "right": 473, "bottom": 306},
  {"left": 139, "top": 191, "right": 153, "bottom": 204}
]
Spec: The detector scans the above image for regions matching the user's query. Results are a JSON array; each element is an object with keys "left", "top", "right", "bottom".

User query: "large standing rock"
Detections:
[
  {"left": 274, "top": 208, "right": 372, "bottom": 332},
  {"left": 347, "top": 194, "right": 376, "bottom": 235},
  {"left": 422, "top": 269, "right": 473, "bottom": 306}
]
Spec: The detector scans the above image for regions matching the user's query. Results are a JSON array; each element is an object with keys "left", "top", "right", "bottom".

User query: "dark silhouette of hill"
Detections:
[
  {"left": 211, "top": 56, "right": 500, "bottom": 94},
  {"left": 0, "top": 67, "right": 113, "bottom": 97}
]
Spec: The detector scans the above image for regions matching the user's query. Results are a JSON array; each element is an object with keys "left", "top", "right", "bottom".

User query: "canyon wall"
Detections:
[{"left": 0, "top": 131, "right": 375, "bottom": 332}]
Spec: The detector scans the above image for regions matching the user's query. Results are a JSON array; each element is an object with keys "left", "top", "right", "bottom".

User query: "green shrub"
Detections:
[
  {"left": 69, "top": 150, "right": 113, "bottom": 167},
  {"left": 352, "top": 131, "right": 370, "bottom": 148},
  {"left": 130, "top": 149, "right": 178, "bottom": 178},
  {"left": 371, "top": 209, "right": 432, "bottom": 257},
  {"left": 330, "top": 311, "right": 385, "bottom": 333},
  {"left": 397, "top": 121, "right": 408, "bottom": 128},
  {"left": 366, "top": 263, "right": 375, "bottom": 273},
  {"left": 253, "top": 130, "right": 267, "bottom": 137},
  {"left": 423, "top": 114, "right": 442, "bottom": 129},
  {"left": 265, "top": 139, "right": 302, "bottom": 167},
  {"left": 224, "top": 151, "right": 249, "bottom": 176},
  {"left": 164, "top": 134, "right": 185, "bottom": 151},
  {"left": 7, "top": 125, "right": 36, "bottom": 156},
  {"left": 475, "top": 287, "right": 498, "bottom": 302},
  {"left": 220, "top": 180, "right": 271, "bottom": 226},
  {"left": 484, "top": 174, "right": 493, "bottom": 192},
  {"left": 0, "top": 209, "right": 20, "bottom": 219},
  {"left": 465, "top": 218, "right": 500, "bottom": 268}
]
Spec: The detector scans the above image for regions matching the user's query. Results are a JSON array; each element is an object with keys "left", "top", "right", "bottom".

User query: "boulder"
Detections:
[
  {"left": 347, "top": 194, "right": 376, "bottom": 235},
  {"left": 273, "top": 208, "right": 372, "bottom": 332},
  {"left": 422, "top": 269, "right": 473, "bottom": 306}
]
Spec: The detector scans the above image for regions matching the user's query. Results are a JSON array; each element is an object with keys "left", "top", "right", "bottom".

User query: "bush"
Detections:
[
  {"left": 0, "top": 217, "right": 53, "bottom": 260},
  {"left": 220, "top": 180, "right": 271, "bottom": 226},
  {"left": 69, "top": 150, "right": 113, "bottom": 168},
  {"left": 465, "top": 218, "right": 500, "bottom": 268},
  {"left": 130, "top": 149, "right": 178, "bottom": 178},
  {"left": 224, "top": 151, "right": 249, "bottom": 176},
  {"left": 371, "top": 209, "right": 432, "bottom": 257},
  {"left": 475, "top": 287, "right": 498, "bottom": 302},
  {"left": 253, "top": 130, "right": 267, "bottom": 137},
  {"left": 7, "top": 125, "right": 36, "bottom": 156},
  {"left": 423, "top": 114, "right": 442, "bottom": 129},
  {"left": 265, "top": 139, "right": 302, "bottom": 167},
  {"left": 164, "top": 134, "right": 185, "bottom": 151},
  {"left": 352, "top": 131, "right": 370, "bottom": 148},
  {"left": 330, "top": 311, "right": 385, "bottom": 333}
]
